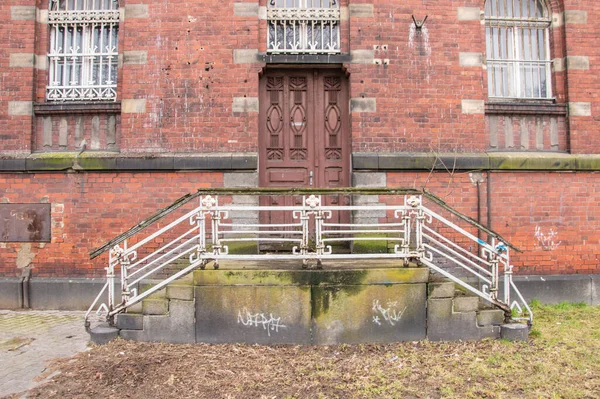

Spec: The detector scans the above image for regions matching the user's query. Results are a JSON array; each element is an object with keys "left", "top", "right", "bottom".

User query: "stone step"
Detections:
[
  {"left": 453, "top": 296, "right": 479, "bottom": 312},
  {"left": 142, "top": 298, "right": 168, "bottom": 315},
  {"left": 477, "top": 309, "right": 506, "bottom": 327}
]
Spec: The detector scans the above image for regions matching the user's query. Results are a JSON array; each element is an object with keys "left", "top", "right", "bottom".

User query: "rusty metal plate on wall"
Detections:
[{"left": 0, "top": 204, "right": 51, "bottom": 242}]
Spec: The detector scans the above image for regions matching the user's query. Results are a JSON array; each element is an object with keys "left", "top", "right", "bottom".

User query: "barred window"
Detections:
[
  {"left": 485, "top": 0, "right": 552, "bottom": 99},
  {"left": 267, "top": 0, "right": 340, "bottom": 54},
  {"left": 47, "top": 0, "right": 119, "bottom": 102}
]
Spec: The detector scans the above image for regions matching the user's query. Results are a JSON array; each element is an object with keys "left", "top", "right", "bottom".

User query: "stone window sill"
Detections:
[
  {"left": 485, "top": 101, "right": 567, "bottom": 116},
  {"left": 34, "top": 102, "right": 121, "bottom": 115}
]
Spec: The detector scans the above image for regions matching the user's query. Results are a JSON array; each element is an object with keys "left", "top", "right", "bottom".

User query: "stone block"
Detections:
[
  {"left": 453, "top": 296, "right": 479, "bottom": 312},
  {"left": 10, "top": 53, "right": 34, "bottom": 68},
  {"left": 564, "top": 10, "right": 587, "bottom": 25},
  {"left": 459, "top": 52, "right": 483, "bottom": 67},
  {"left": 230, "top": 195, "right": 259, "bottom": 205},
  {"left": 195, "top": 268, "right": 428, "bottom": 287},
  {"left": 233, "top": 49, "right": 260, "bottom": 64},
  {"left": 0, "top": 278, "right": 21, "bottom": 309},
  {"left": 144, "top": 300, "right": 196, "bottom": 343},
  {"left": 127, "top": 302, "right": 143, "bottom": 314},
  {"left": 11, "top": 6, "right": 36, "bottom": 20},
  {"left": 352, "top": 172, "right": 386, "bottom": 188},
  {"left": 352, "top": 194, "right": 380, "bottom": 205},
  {"left": 503, "top": 275, "right": 594, "bottom": 305},
  {"left": 90, "top": 323, "right": 119, "bottom": 345},
  {"left": 553, "top": 58, "right": 565, "bottom": 72},
  {"left": 142, "top": 299, "right": 169, "bottom": 315},
  {"left": 116, "top": 313, "right": 143, "bottom": 330},
  {"left": 123, "top": 51, "right": 148, "bottom": 65},
  {"left": 567, "top": 56, "right": 589, "bottom": 70},
  {"left": 29, "top": 278, "right": 111, "bottom": 310},
  {"left": 140, "top": 282, "right": 167, "bottom": 299},
  {"left": 593, "top": 277, "right": 600, "bottom": 306},
  {"left": 124, "top": 4, "right": 149, "bottom": 19},
  {"left": 234, "top": 3, "right": 259, "bottom": 17},
  {"left": 428, "top": 282, "right": 455, "bottom": 298},
  {"left": 8, "top": 101, "right": 33, "bottom": 116},
  {"left": 501, "top": 323, "right": 529, "bottom": 341},
  {"left": 312, "top": 284, "right": 427, "bottom": 344},
  {"left": 350, "top": 98, "right": 376, "bottom": 113},
  {"left": 195, "top": 285, "right": 312, "bottom": 344},
  {"left": 569, "top": 102, "right": 591, "bottom": 117},
  {"left": 477, "top": 309, "right": 505, "bottom": 326},
  {"left": 167, "top": 285, "right": 194, "bottom": 301},
  {"left": 122, "top": 99, "right": 146, "bottom": 114},
  {"left": 457, "top": 7, "right": 480, "bottom": 21},
  {"left": 224, "top": 171, "right": 258, "bottom": 187},
  {"left": 232, "top": 97, "right": 259, "bottom": 113},
  {"left": 348, "top": 4, "right": 373, "bottom": 18},
  {"left": 461, "top": 100, "right": 485, "bottom": 115},
  {"left": 352, "top": 153, "right": 378, "bottom": 169},
  {"left": 427, "top": 299, "right": 500, "bottom": 341},
  {"left": 350, "top": 50, "right": 374, "bottom": 64}
]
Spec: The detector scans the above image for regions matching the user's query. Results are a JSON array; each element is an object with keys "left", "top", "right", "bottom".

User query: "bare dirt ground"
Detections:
[{"left": 8, "top": 303, "right": 600, "bottom": 399}]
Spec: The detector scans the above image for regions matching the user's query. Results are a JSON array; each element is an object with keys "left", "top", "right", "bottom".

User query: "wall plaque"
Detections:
[{"left": 0, "top": 204, "right": 51, "bottom": 242}]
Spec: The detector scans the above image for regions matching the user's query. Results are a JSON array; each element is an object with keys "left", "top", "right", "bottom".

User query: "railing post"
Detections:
[
  {"left": 119, "top": 240, "right": 131, "bottom": 304},
  {"left": 210, "top": 196, "right": 222, "bottom": 269}
]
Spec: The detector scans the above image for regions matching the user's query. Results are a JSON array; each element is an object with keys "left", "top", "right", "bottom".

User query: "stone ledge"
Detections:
[
  {"left": 353, "top": 152, "right": 600, "bottom": 171},
  {"left": 0, "top": 152, "right": 258, "bottom": 172},
  {"left": 259, "top": 53, "right": 352, "bottom": 64},
  {"left": 34, "top": 102, "right": 121, "bottom": 115}
]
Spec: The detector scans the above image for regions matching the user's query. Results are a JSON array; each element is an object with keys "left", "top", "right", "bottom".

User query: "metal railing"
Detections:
[{"left": 85, "top": 189, "right": 532, "bottom": 328}]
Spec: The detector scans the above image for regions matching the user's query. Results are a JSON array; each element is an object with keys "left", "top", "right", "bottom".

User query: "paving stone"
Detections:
[{"left": 0, "top": 310, "right": 88, "bottom": 397}]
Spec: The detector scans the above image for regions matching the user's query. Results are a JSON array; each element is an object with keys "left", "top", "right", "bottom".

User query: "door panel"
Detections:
[{"left": 259, "top": 69, "right": 350, "bottom": 234}]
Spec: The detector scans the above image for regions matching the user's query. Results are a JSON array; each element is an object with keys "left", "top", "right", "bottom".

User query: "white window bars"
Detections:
[
  {"left": 267, "top": 0, "right": 340, "bottom": 54},
  {"left": 47, "top": 0, "right": 119, "bottom": 102},
  {"left": 485, "top": 0, "right": 552, "bottom": 100}
]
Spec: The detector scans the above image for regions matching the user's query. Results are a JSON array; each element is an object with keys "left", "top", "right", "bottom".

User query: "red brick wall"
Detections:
[
  {"left": 2, "top": 0, "right": 599, "bottom": 154},
  {"left": 0, "top": 172, "right": 223, "bottom": 278},
  {"left": 0, "top": 0, "right": 36, "bottom": 153},
  {"left": 387, "top": 171, "right": 600, "bottom": 275}
]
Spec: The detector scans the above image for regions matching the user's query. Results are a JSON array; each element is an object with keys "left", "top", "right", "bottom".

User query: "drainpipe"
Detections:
[{"left": 20, "top": 267, "right": 31, "bottom": 309}]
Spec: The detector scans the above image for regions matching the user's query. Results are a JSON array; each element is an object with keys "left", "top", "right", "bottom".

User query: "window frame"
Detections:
[
  {"left": 46, "top": 0, "right": 120, "bottom": 102},
  {"left": 266, "top": 0, "right": 341, "bottom": 55},
  {"left": 485, "top": 0, "right": 553, "bottom": 101}
]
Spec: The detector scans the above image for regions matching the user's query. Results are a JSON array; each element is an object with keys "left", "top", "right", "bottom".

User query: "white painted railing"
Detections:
[{"left": 86, "top": 191, "right": 532, "bottom": 328}]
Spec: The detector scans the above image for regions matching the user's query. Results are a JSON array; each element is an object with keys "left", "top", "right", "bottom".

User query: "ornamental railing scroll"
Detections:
[{"left": 85, "top": 192, "right": 533, "bottom": 329}]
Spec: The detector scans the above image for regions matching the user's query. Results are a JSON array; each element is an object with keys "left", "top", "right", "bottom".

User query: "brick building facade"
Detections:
[{"left": 1, "top": 0, "right": 599, "bottom": 306}]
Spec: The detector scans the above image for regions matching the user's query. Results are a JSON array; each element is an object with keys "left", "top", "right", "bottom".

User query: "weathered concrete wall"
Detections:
[{"left": 121, "top": 268, "right": 430, "bottom": 345}]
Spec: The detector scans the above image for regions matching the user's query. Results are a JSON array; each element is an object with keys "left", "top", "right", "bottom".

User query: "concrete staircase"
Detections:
[
  {"left": 427, "top": 281, "right": 506, "bottom": 341},
  {"left": 107, "top": 270, "right": 515, "bottom": 344},
  {"left": 116, "top": 273, "right": 196, "bottom": 344}
]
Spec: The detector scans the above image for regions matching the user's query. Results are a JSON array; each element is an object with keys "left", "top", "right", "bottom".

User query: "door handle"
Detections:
[{"left": 309, "top": 170, "right": 313, "bottom": 186}]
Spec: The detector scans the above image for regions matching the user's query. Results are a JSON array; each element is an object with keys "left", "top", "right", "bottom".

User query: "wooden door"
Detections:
[{"left": 259, "top": 68, "right": 350, "bottom": 231}]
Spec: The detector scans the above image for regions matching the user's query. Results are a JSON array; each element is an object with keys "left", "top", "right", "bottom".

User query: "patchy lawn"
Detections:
[{"left": 15, "top": 303, "right": 600, "bottom": 399}]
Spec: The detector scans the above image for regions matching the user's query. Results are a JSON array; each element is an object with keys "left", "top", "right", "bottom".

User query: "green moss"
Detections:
[
  {"left": 224, "top": 241, "right": 258, "bottom": 255},
  {"left": 352, "top": 234, "right": 390, "bottom": 254},
  {"left": 77, "top": 156, "right": 116, "bottom": 170},
  {"left": 489, "top": 153, "right": 574, "bottom": 170}
]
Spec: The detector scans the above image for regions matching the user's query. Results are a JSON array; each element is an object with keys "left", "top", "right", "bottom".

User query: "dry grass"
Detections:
[{"left": 16, "top": 302, "right": 600, "bottom": 399}]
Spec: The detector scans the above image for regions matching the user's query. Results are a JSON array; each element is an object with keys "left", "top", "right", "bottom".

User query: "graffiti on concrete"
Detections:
[
  {"left": 237, "top": 308, "right": 286, "bottom": 336},
  {"left": 534, "top": 226, "right": 561, "bottom": 251},
  {"left": 372, "top": 300, "right": 407, "bottom": 327}
]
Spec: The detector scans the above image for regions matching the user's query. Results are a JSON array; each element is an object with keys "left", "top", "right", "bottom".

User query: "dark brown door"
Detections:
[{"left": 259, "top": 69, "right": 350, "bottom": 227}]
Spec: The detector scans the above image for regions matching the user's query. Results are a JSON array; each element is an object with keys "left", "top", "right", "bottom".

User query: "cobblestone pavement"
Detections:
[{"left": 0, "top": 310, "right": 90, "bottom": 398}]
